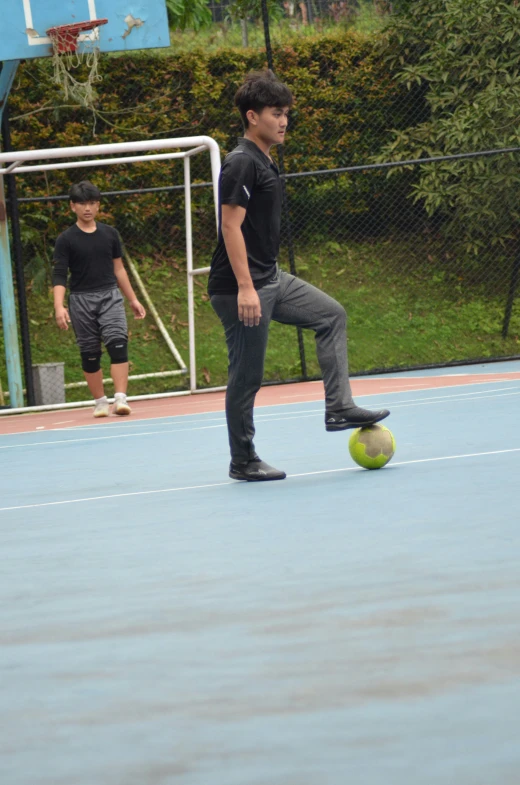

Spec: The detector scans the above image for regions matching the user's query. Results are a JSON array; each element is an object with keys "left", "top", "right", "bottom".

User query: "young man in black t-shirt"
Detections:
[
  {"left": 53, "top": 181, "right": 146, "bottom": 417},
  {"left": 209, "top": 70, "right": 390, "bottom": 481}
]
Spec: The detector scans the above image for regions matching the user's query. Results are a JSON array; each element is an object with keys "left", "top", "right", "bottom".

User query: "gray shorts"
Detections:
[{"left": 69, "top": 288, "right": 128, "bottom": 354}]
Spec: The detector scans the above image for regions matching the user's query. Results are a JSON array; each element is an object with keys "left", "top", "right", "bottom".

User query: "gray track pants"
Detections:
[{"left": 211, "top": 269, "right": 355, "bottom": 463}]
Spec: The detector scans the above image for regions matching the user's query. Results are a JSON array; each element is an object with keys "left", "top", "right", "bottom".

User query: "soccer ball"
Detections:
[{"left": 348, "top": 424, "right": 396, "bottom": 470}]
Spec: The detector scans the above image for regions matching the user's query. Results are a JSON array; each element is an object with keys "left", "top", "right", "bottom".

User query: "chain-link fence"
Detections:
[
  {"left": 1, "top": 0, "right": 520, "bottom": 407},
  {"left": 280, "top": 149, "right": 520, "bottom": 377},
  {"left": 5, "top": 145, "right": 518, "bottom": 409}
]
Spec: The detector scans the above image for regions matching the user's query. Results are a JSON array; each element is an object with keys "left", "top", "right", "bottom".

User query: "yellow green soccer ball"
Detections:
[{"left": 348, "top": 424, "right": 396, "bottom": 470}]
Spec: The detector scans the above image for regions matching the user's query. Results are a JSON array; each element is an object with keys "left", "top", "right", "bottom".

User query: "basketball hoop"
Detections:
[{"left": 46, "top": 18, "right": 108, "bottom": 108}]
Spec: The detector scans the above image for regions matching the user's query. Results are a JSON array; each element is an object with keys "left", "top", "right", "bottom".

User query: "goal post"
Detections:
[{"left": 0, "top": 136, "right": 221, "bottom": 413}]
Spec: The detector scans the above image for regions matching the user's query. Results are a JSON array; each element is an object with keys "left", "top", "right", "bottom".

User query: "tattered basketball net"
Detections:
[{"left": 46, "top": 19, "right": 108, "bottom": 109}]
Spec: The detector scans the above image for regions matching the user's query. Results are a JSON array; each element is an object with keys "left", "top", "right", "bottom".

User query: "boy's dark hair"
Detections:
[
  {"left": 234, "top": 70, "right": 293, "bottom": 129},
  {"left": 69, "top": 181, "right": 101, "bottom": 203}
]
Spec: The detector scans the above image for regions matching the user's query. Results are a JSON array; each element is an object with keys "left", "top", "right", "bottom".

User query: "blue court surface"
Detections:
[{"left": 1, "top": 362, "right": 520, "bottom": 785}]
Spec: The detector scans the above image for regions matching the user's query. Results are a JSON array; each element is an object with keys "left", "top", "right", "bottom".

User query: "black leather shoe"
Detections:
[
  {"left": 325, "top": 406, "right": 390, "bottom": 432},
  {"left": 229, "top": 458, "right": 287, "bottom": 482}
]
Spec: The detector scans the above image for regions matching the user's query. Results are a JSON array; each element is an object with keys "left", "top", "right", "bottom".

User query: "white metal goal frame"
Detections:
[{"left": 0, "top": 136, "right": 221, "bottom": 414}]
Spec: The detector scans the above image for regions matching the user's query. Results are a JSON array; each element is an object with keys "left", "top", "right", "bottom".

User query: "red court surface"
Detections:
[{"left": 1, "top": 370, "right": 520, "bottom": 435}]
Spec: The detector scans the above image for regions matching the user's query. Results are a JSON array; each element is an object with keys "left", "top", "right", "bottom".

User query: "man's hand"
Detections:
[
  {"left": 238, "top": 285, "right": 261, "bottom": 327},
  {"left": 129, "top": 299, "right": 146, "bottom": 319},
  {"left": 55, "top": 306, "right": 70, "bottom": 330}
]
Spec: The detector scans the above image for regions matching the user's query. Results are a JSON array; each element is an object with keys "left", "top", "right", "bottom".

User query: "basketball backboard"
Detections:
[{"left": 0, "top": 0, "right": 170, "bottom": 61}]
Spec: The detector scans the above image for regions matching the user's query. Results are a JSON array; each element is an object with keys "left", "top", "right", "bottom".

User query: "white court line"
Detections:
[
  {"left": 0, "top": 423, "right": 228, "bottom": 450},
  {"left": 380, "top": 384, "right": 520, "bottom": 404},
  {"left": 0, "top": 414, "right": 323, "bottom": 451},
  {"left": 1, "top": 446, "right": 519, "bottom": 513},
  {"left": 273, "top": 386, "right": 520, "bottom": 413},
  {"left": 364, "top": 373, "right": 520, "bottom": 379},
  {"left": 9, "top": 377, "right": 519, "bottom": 436},
  {"left": 378, "top": 377, "right": 519, "bottom": 387},
  {"left": 2, "top": 388, "right": 520, "bottom": 451},
  {"left": 4, "top": 382, "right": 520, "bottom": 444},
  {"left": 14, "top": 379, "right": 519, "bottom": 439},
  {"left": 389, "top": 389, "right": 520, "bottom": 409},
  {"left": 54, "top": 406, "right": 320, "bottom": 433},
  {"left": 378, "top": 384, "right": 436, "bottom": 389},
  {"left": 280, "top": 393, "right": 325, "bottom": 399},
  {"left": 43, "top": 383, "right": 520, "bottom": 435}
]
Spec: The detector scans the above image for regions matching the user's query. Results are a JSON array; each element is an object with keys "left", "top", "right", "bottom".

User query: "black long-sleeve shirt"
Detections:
[{"left": 52, "top": 222, "right": 122, "bottom": 292}]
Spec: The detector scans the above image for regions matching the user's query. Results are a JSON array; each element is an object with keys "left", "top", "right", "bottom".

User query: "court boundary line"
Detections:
[
  {"left": 1, "top": 446, "right": 519, "bottom": 513},
  {"left": 2, "top": 386, "right": 520, "bottom": 450},
  {"left": 49, "top": 382, "right": 520, "bottom": 434},
  {"left": 2, "top": 376, "right": 520, "bottom": 436}
]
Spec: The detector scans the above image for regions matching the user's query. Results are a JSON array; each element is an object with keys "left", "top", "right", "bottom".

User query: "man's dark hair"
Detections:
[
  {"left": 234, "top": 70, "right": 293, "bottom": 129},
  {"left": 69, "top": 180, "right": 101, "bottom": 203}
]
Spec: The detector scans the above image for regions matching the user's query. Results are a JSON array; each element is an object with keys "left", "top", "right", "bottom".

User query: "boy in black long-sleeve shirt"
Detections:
[{"left": 53, "top": 181, "right": 146, "bottom": 417}]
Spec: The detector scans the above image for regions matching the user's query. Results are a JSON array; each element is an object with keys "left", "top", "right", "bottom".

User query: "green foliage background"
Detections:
[
  {"left": 2, "top": 16, "right": 520, "bottom": 401},
  {"left": 9, "top": 31, "right": 412, "bottom": 179},
  {"left": 379, "top": 0, "right": 520, "bottom": 258},
  {"left": 7, "top": 30, "right": 421, "bottom": 281}
]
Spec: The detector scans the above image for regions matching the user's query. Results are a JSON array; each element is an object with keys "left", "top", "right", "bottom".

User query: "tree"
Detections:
[
  {"left": 165, "top": 0, "right": 213, "bottom": 31},
  {"left": 226, "top": 0, "right": 284, "bottom": 47},
  {"left": 379, "top": 0, "right": 520, "bottom": 257}
]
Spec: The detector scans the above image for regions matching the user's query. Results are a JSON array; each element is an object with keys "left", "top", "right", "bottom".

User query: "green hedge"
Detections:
[
  {"left": 6, "top": 31, "right": 422, "bottom": 277},
  {"left": 9, "top": 31, "right": 417, "bottom": 182}
]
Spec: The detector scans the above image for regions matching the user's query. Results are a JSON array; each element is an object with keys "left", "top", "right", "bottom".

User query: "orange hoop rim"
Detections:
[{"left": 46, "top": 18, "right": 108, "bottom": 54}]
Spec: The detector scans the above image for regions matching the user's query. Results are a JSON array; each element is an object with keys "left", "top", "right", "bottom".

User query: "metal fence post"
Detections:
[
  {"left": 260, "top": 0, "right": 308, "bottom": 379},
  {"left": 502, "top": 249, "right": 520, "bottom": 338}
]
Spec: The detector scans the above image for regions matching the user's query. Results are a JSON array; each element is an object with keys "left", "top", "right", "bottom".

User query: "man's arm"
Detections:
[
  {"left": 221, "top": 204, "right": 261, "bottom": 327},
  {"left": 113, "top": 257, "right": 146, "bottom": 319},
  {"left": 53, "top": 285, "right": 70, "bottom": 330}
]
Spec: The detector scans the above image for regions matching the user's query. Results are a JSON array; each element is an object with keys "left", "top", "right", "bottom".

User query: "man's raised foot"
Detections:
[
  {"left": 229, "top": 457, "right": 286, "bottom": 482},
  {"left": 325, "top": 406, "right": 390, "bottom": 432}
]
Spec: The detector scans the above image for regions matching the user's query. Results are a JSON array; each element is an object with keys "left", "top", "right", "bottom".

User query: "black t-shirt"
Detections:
[
  {"left": 52, "top": 222, "right": 122, "bottom": 292},
  {"left": 208, "top": 138, "right": 282, "bottom": 296}
]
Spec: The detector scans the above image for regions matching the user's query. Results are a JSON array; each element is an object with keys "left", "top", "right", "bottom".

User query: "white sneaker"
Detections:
[
  {"left": 93, "top": 401, "right": 110, "bottom": 418},
  {"left": 113, "top": 397, "right": 131, "bottom": 416}
]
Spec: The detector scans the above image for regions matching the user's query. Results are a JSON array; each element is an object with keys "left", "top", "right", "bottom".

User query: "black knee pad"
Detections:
[
  {"left": 106, "top": 340, "right": 128, "bottom": 365},
  {"left": 81, "top": 352, "right": 102, "bottom": 373}
]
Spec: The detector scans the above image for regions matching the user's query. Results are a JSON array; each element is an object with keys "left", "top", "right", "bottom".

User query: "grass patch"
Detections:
[{"left": 1, "top": 235, "right": 520, "bottom": 405}]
